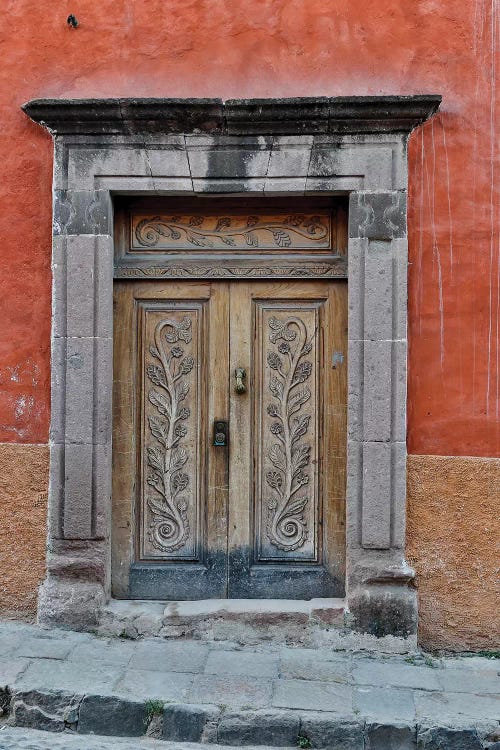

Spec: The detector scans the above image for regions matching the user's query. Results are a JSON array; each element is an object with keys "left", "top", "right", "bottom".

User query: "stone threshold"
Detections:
[
  {"left": 99, "top": 598, "right": 346, "bottom": 643},
  {"left": 97, "top": 598, "right": 417, "bottom": 653}
]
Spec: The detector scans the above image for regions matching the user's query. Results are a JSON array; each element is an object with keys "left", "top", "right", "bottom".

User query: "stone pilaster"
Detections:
[{"left": 346, "top": 191, "right": 416, "bottom": 638}]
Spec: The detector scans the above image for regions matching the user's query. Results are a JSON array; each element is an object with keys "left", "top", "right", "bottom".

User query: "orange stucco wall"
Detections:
[{"left": 0, "top": 1, "right": 498, "bottom": 643}]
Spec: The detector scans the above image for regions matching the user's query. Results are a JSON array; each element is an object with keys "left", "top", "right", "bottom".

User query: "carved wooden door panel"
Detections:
[
  {"left": 228, "top": 282, "right": 346, "bottom": 598},
  {"left": 112, "top": 280, "right": 346, "bottom": 599},
  {"left": 113, "top": 281, "right": 230, "bottom": 599}
]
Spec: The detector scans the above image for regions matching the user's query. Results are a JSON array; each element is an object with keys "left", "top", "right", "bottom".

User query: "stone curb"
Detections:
[{"left": 2, "top": 687, "right": 498, "bottom": 749}]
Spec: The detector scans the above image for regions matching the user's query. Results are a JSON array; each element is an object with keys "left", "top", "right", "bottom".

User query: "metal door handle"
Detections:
[{"left": 234, "top": 368, "right": 247, "bottom": 394}]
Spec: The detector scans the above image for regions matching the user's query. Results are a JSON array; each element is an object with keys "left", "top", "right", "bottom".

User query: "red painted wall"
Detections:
[{"left": 0, "top": 0, "right": 498, "bottom": 457}]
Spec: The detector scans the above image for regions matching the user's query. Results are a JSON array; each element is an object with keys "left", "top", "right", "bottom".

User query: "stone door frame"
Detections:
[{"left": 23, "top": 96, "right": 440, "bottom": 638}]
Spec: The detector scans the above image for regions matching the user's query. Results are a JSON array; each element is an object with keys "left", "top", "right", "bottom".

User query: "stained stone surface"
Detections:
[{"left": 0, "top": 621, "right": 498, "bottom": 748}]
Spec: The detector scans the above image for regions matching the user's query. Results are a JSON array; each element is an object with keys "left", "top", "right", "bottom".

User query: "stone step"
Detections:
[
  {"left": 99, "top": 597, "right": 383, "bottom": 650},
  {"left": 1, "top": 687, "right": 497, "bottom": 749}
]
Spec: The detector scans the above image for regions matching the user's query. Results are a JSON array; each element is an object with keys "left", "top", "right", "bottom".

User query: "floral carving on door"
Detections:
[
  {"left": 145, "top": 315, "right": 194, "bottom": 553},
  {"left": 264, "top": 315, "right": 314, "bottom": 553}
]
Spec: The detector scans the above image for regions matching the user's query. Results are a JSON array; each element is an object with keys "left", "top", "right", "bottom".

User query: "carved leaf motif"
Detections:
[
  {"left": 269, "top": 376, "right": 283, "bottom": 400},
  {"left": 147, "top": 445, "right": 164, "bottom": 471},
  {"left": 171, "top": 447, "right": 188, "bottom": 471},
  {"left": 292, "top": 444, "right": 310, "bottom": 471},
  {"left": 148, "top": 415, "right": 168, "bottom": 445},
  {"left": 148, "top": 390, "right": 171, "bottom": 417},
  {"left": 287, "top": 387, "right": 311, "bottom": 416},
  {"left": 291, "top": 414, "right": 310, "bottom": 444},
  {"left": 266, "top": 470, "right": 283, "bottom": 490},
  {"left": 216, "top": 217, "right": 231, "bottom": 231},
  {"left": 147, "top": 365, "right": 167, "bottom": 388},
  {"left": 269, "top": 443, "right": 286, "bottom": 471},
  {"left": 189, "top": 216, "right": 203, "bottom": 226},
  {"left": 145, "top": 315, "right": 195, "bottom": 554},
  {"left": 268, "top": 317, "right": 297, "bottom": 343},
  {"left": 267, "top": 402, "right": 280, "bottom": 417},
  {"left": 293, "top": 361, "right": 312, "bottom": 384},
  {"left": 171, "top": 472, "right": 189, "bottom": 494},
  {"left": 265, "top": 314, "right": 312, "bottom": 552},
  {"left": 178, "top": 356, "right": 194, "bottom": 375},
  {"left": 267, "top": 352, "right": 282, "bottom": 370},
  {"left": 271, "top": 230, "right": 291, "bottom": 248},
  {"left": 186, "top": 230, "right": 213, "bottom": 248},
  {"left": 245, "top": 231, "right": 259, "bottom": 247},
  {"left": 175, "top": 381, "right": 190, "bottom": 402},
  {"left": 285, "top": 496, "right": 308, "bottom": 517}
]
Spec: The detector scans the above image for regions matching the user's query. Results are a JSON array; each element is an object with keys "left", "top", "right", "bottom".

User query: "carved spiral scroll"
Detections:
[
  {"left": 265, "top": 315, "right": 313, "bottom": 552},
  {"left": 145, "top": 316, "right": 194, "bottom": 553}
]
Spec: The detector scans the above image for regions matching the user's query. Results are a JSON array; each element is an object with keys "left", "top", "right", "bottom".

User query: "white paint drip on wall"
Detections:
[{"left": 428, "top": 119, "right": 445, "bottom": 370}]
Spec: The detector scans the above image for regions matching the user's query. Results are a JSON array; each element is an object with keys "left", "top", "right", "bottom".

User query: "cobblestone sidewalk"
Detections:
[{"left": 0, "top": 621, "right": 499, "bottom": 749}]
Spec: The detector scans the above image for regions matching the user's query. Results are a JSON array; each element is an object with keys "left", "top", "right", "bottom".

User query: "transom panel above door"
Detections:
[{"left": 113, "top": 279, "right": 347, "bottom": 599}]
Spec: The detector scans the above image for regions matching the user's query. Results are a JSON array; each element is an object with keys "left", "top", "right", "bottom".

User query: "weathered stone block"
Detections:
[
  {"left": 66, "top": 236, "right": 95, "bottom": 337},
  {"left": 78, "top": 694, "right": 148, "bottom": 737},
  {"left": 299, "top": 713, "right": 364, "bottom": 749},
  {"left": 364, "top": 240, "right": 393, "bottom": 341},
  {"left": 267, "top": 147, "right": 311, "bottom": 177},
  {"left": 129, "top": 641, "right": 208, "bottom": 674},
  {"left": 162, "top": 703, "right": 220, "bottom": 743},
  {"left": 189, "top": 674, "right": 272, "bottom": 708},
  {"left": 217, "top": 709, "right": 300, "bottom": 747},
  {"left": 64, "top": 337, "right": 94, "bottom": 444},
  {"left": 117, "top": 669, "right": 193, "bottom": 702},
  {"left": 204, "top": 649, "right": 279, "bottom": 678},
  {"left": 417, "top": 726, "right": 482, "bottom": 749},
  {"left": 350, "top": 583, "right": 418, "bottom": 638},
  {"left": 349, "top": 191, "right": 407, "bottom": 240},
  {"left": 347, "top": 237, "right": 367, "bottom": 341},
  {"left": 366, "top": 722, "right": 416, "bottom": 749},
  {"left": 354, "top": 685, "right": 415, "bottom": 722},
  {"left": 54, "top": 190, "right": 112, "bottom": 235},
  {"left": 63, "top": 443, "right": 93, "bottom": 538},
  {"left": 37, "top": 579, "right": 105, "bottom": 630},
  {"left": 188, "top": 146, "right": 271, "bottom": 179},
  {"left": 273, "top": 678, "right": 353, "bottom": 712},
  {"left": 363, "top": 341, "right": 392, "bottom": 442},
  {"left": 94, "top": 337, "right": 113, "bottom": 444},
  {"left": 11, "top": 689, "right": 81, "bottom": 732},
  {"left": 361, "top": 442, "right": 391, "bottom": 549}
]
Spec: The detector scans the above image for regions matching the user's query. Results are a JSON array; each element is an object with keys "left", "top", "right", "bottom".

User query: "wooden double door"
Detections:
[{"left": 113, "top": 280, "right": 347, "bottom": 599}]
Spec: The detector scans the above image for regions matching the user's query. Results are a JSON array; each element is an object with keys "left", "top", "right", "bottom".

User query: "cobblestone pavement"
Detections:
[{"left": 0, "top": 621, "right": 498, "bottom": 749}]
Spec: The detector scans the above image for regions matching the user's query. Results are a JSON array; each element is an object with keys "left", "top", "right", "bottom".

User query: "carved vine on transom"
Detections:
[
  {"left": 135, "top": 214, "right": 329, "bottom": 249},
  {"left": 265, "top": 315, "right": 313, "bottom": 552},
  {"left": 145, "top": 316, "right": 194, "bottom": 552}
]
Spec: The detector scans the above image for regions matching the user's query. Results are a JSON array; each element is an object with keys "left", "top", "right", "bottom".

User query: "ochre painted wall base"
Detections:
[
  {"left": 0, "top": 444, "right": 48, "bottom": 620},
  {"left": 0, "top": 445, "right": 498, "bottom": 652},
  {"left": 407, "top": 454, "right": 500, "bottom": 652}
]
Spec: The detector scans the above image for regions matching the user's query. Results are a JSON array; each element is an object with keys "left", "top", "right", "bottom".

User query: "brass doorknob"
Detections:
[{"left": 234, "top": 368, "right": 247, "bottom": 394}]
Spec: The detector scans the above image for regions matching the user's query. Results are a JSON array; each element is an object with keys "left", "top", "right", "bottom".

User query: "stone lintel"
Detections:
[{"left": 22, "top": 95, "right": 441, "bottom": 137}]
